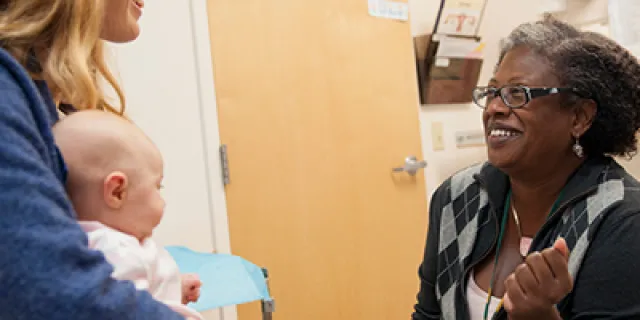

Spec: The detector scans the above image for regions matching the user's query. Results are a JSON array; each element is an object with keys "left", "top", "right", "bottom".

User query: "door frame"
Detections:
[
  {"left": 188, "top": 0, "right": 231, "bottom": 256},
  {"left": 188, "top": 1, "right": 235, "bottom": 319}
]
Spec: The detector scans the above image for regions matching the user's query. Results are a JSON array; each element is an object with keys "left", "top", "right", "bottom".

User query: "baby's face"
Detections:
[{"left": 119, "top": 148, "right": 166, "bottom": 241}]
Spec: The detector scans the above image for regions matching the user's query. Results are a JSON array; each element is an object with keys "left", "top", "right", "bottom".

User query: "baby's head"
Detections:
[{"left": 53, "top": 110, "right": 165, "bottom": 241}]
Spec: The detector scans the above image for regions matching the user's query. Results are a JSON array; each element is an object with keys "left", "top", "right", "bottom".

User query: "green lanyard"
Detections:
[{"left": 483, "top": 188, "right": 564, "bottom": 320}]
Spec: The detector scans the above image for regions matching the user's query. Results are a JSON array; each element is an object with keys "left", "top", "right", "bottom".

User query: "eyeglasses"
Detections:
[{"left": 472, "top": 85, "right": 579, "bottom": 109}]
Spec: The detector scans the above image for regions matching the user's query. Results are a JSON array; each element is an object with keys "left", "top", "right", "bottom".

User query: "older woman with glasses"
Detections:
[{"left": 412, "top": 15, "right": 640, "bottom": 320}]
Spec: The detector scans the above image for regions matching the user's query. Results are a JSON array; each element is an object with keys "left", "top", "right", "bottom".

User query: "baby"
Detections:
[{"left": 53, "top": 110, "right": 203, "bottom": 320}]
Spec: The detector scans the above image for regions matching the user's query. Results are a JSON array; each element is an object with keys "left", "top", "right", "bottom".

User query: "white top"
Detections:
[
  {"left": 467, "top": 274, "right": 501, "bottom": 320},
  {"left": 79, "top": 221, "right": 203, "bottom": 320}
]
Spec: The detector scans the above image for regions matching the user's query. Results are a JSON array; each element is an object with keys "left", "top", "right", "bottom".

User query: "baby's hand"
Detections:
[{"left": 181, "top": 273, "right": 202, "bottom": 304}]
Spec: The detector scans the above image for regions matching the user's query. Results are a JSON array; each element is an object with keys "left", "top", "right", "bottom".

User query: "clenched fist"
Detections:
[
  {"left": 503, "top": 238, "right": 572, "bottom": 320},
  {"left": 181, "top": 273, "right": 203, "bottom": 305}
]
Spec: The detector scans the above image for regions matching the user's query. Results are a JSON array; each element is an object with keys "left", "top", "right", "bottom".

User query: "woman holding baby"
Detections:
[{"left": 0, "top": 0, "right": 199, "bottom": 318}]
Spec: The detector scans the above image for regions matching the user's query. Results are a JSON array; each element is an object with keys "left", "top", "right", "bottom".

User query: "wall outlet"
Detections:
[{"left": 432, "top": 122, "right": 445, "bottom": 151}]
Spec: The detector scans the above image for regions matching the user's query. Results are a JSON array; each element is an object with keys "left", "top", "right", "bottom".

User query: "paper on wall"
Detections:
[
  {"left": 436, "top": 36, "right": 485, "bottom": 60},
  {"left": 435, "top": 58, "right": 451, "bottom": 67},
  {"left": 436, "top": 0, "right": 486, "bottom": 37},
  {"left": 368, "top": 0, "right": 409, "bottom": 21}
]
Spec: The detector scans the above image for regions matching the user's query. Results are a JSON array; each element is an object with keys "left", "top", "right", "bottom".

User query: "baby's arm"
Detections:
[
  {"left": 88, "top": 231, "right": 152, "bottom": 291},
  {"left": 106, "top": 247, "right": 152, "bottom": 291},
  {"left": 95, "top": 241, "right": 204, "bottom": 320}
]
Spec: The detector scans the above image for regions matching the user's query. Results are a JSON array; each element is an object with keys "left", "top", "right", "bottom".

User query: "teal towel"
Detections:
[{"left": 165, "top": 246, "right": 271, "bottom": 311}]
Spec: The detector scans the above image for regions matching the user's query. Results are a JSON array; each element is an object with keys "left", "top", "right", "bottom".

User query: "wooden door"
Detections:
[{"left": 207, "top": 1, "right": 428, "bottom": 319}]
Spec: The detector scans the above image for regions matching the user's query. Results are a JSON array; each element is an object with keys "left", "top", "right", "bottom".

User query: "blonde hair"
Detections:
[{"left": 0, "top": 0, "right": 125, "bottom": 115}]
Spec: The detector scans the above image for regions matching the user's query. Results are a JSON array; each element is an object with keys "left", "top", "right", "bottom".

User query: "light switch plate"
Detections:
[{"left": 432, "top": 122, "right": 445, "bottom": 151}]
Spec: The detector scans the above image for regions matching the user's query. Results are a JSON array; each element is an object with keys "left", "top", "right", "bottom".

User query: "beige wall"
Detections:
[{"left": 409, "top": 0, "right": 545, "bottom": 197}]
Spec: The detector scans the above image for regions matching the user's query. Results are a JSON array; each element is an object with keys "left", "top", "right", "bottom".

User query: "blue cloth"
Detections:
[
  {"left": 165, "top": 246, "right": 272, "bottom": 311},
  {"left": 0, "top": 47, "right": 183, "bottom": 319}
]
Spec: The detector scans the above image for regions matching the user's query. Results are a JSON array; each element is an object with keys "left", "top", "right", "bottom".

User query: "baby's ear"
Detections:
[{"left": 103, "top": 171, "right": 128, "bottom": 209}]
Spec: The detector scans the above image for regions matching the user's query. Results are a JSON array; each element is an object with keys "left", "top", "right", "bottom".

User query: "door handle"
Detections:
[{"left": 392, "top": 155, "right": 427, "bottom": 176}]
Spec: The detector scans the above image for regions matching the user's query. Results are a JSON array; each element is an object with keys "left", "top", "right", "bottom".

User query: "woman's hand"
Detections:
[
  {"left": 181, "top": 273, "right": 202, "bottom": 305},
  {"left": 503, "top": 238, "right": 572, "bottom": 320}
]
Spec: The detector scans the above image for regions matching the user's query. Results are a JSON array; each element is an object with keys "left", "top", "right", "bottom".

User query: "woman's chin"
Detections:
[
  {"left": 487, "top": 150, "right": 518, "bottom": 170},
  {"left": 101, "top": 24, "right": 141, "bottom": 43}
]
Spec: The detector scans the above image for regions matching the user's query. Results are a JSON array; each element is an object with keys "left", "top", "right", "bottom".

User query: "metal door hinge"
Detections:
[{"left": 220, "top": 144, "right": 230, "bottom": 185}]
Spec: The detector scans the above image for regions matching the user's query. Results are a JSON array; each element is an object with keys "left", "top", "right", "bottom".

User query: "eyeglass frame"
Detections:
[{"left": 472, "top": 85, "right": 583, "bottom": 109}]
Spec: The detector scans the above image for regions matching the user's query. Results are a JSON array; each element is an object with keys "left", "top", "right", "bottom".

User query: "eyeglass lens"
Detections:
[{"left": 473, "top": 86, "right": 528, "bottom": 108}]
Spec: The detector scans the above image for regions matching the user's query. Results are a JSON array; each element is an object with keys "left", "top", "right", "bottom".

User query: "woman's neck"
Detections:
[{"left": 509, "top": 157, "right": 583, "bottom": 228}]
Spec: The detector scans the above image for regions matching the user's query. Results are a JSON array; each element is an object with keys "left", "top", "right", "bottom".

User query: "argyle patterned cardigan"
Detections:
[{"left": 413, "top": 156, "right": 640, "bottom": 320}]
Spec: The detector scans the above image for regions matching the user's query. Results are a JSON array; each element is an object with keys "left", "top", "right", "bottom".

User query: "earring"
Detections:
[{"left": 572, "top": 136, "right": 584, "bottom": 158}]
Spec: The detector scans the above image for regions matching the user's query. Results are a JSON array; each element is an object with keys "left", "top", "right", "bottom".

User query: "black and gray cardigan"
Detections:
[{"left": 413, "top": 156, "right": 640, "bottom": 320}]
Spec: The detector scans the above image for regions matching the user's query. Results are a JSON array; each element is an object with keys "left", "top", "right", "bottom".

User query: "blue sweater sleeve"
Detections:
[{"left": 0, "top": 58, "right": 184, "bottom": 318}]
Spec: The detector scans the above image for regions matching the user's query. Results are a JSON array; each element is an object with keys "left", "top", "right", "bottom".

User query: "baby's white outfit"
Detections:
[{"left": 79, "top": 221, "right": 203, "bottom": 320}]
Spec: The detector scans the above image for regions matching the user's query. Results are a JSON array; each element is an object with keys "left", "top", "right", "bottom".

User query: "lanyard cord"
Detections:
[{"left": 482, "top": 188, "right": 564, "bottom": 320}]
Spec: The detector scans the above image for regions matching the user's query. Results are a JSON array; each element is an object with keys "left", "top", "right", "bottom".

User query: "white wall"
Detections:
[
  {"left": 103, "top": 1, "right": 233, "bottom": 319},
  {"left": 409, "top": 0, "right": 545, "bottom": 197},
  {"left": 106, "top": 2, "right": 215, "bottom": 252},
  {"left": 553, "top": 0, "right": 609, "bottom": 29}
]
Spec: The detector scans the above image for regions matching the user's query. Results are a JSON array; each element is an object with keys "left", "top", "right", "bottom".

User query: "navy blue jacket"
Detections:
[{"left": 0, "top": 47, "right": 183, "bottom": 319}]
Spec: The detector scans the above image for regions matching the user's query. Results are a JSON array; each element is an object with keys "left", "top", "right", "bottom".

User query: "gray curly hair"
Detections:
[{"left": 496, "top": 14, "right": 640, "bottom": 158}]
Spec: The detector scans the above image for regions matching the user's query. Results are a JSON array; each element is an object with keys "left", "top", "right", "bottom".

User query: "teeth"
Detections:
[{"left": 490, "top": 129, "right": 519, "bottom": 137}]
